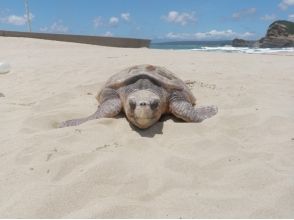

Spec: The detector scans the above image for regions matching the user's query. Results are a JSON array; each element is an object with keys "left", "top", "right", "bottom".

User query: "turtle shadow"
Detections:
[
  {"left": 129, "top": 122, "right": 164, "bottom": 138},
  {"left": 116, "top": 112, "right": 163, "bottom": 138}
]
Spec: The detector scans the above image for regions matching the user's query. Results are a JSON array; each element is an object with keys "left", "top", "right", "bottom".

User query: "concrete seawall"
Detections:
[{"left": 0, "top": 30, "right": 151, "bottom": 48}]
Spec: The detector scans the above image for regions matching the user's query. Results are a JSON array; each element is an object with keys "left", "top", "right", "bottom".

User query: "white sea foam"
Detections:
[{"left": 191, "top": 46, "right": 294, "bottom": 54}]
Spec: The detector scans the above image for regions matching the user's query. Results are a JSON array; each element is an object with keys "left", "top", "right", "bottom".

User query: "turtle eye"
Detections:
[
  {"left": 150, "top": 99, "right": 159, "bottom": 110},
  {"left": 129, "top": 99, "right": 136, "bottom": 110}
]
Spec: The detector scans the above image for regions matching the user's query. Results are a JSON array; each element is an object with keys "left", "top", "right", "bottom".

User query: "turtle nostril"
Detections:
[{"left": 139, "top": 101, "right": 146, "bottom": 106}]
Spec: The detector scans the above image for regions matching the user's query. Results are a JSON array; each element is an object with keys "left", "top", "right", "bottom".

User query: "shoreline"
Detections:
[{"left": 150, "top": 44, "right": 294, "bottom": 55}]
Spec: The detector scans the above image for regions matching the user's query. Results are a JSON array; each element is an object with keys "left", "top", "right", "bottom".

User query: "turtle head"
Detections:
[{"left": 125, "top": 90, "right": 162, "bottom": 129}]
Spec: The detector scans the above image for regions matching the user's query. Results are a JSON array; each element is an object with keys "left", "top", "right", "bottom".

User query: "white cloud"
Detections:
[
  {"left": 0, "top": 13, "right": 34, "bottom": 25},
  {"left": 121, "top": 13, "right": 130, "bottom": 21},
  {"left": 93, "top": 16, "right": 103, "bottom": 28},
  {"left": 109, "top": 16, "right": 119, "bottom": 26},
  {"left": 163, "top": 11, "right": 196, "bottom": 26},
  {"left": 279, "top": 0, "right": 294, "bottom": 10},
  {"left": 166, "top": 29, "right": 254, "bottom": 41},
  {"left": 232, "top": 8, "right": 256, "bottom": 19},
  {"left": 93, "top": 13, "right": 130, "bottom": 28},
  {"left": 7, "top": 15, "right": 26, "bottom": 25},
  {"left": 104, "top": 31, "right": 113, "bottom": 37},
  {"left": 260, "top": 14, "right": 277, "bottom": 21},
  {"left": 40, "top": 21, "right": 69, "bottom": 33},
  {"left": 289, "top": 14, "right": 294, "bottom": 21}
]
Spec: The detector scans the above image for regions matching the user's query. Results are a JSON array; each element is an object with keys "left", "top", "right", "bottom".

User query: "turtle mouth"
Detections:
[
  {"left": 132, "top": 116, "right": 157, "bottom": 129},
  {"left": 134, "top": 116, "right": 155, "bottom": 120}
]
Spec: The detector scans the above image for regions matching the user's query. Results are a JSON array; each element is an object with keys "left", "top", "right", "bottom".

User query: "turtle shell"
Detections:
[{"left": 100, "top": 64, "right": 196, "bottom": 104}]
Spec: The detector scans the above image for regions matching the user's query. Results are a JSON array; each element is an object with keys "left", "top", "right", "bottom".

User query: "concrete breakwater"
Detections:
[{"left": 0, "top": 30, "right": 151, "bottom": 48}]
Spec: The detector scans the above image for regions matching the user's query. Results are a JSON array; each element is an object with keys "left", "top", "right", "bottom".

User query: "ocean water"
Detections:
[{"left": 150, "top": 41, "right": 294, "bottom": 54}]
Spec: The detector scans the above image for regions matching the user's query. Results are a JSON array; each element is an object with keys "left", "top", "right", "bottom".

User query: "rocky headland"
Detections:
[{"left": 232, "top": 20, "right": 294, "bottom": 48}]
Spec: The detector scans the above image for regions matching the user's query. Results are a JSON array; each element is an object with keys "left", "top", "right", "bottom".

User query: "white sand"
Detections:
[{"left": 0, "top": 37, "right": 294, "bottom": 218}]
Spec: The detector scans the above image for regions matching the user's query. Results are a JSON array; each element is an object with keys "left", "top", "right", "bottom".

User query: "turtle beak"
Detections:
[{"left": 133, "top": 103, "right": 157, "bottom": 129}]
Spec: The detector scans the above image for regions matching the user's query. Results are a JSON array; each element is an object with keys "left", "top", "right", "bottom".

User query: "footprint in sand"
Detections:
[
  {"left": 0, "top": 92, "right": 4, "bottom": 97},
  {"left": 185, "top": 80, "right": 217, "bottom": 90}
]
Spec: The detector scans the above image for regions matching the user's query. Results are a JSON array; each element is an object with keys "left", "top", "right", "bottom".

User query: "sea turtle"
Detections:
[{"left": 59, "top": 64, "right": 218, "bottom": 129}]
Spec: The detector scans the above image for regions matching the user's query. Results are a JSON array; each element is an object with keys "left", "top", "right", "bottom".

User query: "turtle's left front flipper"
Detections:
[{"left": 59, "top": 89, "right": 122, "bottom": 128}]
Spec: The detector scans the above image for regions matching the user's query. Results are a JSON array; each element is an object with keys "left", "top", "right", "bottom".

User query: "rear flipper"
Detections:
[{"left": 170, "top": 100, "right": 218, "bottom": 122}]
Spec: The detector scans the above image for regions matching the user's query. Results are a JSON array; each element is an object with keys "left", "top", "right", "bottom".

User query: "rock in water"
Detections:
[{"left": 232, "top": 38, "right": 256, "bottom": 47}]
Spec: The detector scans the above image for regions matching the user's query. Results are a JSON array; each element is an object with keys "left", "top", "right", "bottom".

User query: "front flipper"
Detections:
[
  {"left": 59, "top": 89, "right": 122, "bottom": 128},
  {"left": 170, "top": 100, "right": 218, "bottom": 122}
]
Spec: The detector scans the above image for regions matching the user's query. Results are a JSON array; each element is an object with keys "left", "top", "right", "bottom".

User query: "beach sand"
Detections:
[{"left": 0, "top": 37, "right": 294, "bottom": 218}]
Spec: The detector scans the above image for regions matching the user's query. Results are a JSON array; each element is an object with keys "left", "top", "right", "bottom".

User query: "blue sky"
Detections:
[{"left": 1, "top": 0, "right": 294, "bottom": 41}]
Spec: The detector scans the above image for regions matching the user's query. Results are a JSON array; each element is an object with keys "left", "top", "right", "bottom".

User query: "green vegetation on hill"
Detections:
[{"left": 270, "top": 20, "right": 294, "bottom": 34}]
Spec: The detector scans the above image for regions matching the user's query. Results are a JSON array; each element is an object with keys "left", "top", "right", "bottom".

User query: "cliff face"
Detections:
[
  {"left": 259, "top": 20, "right": 294, "bottom": 48},
  {"left": 232, "top": 20, "right": 294, "bottom": 48}
]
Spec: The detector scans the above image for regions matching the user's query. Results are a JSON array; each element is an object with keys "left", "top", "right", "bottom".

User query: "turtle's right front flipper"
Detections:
[
  {"left": 170, "top": 100, "right": 218, "bottom": 122},
  {"left": 59, "top": 89, "right": 122, "bottom": 128}
]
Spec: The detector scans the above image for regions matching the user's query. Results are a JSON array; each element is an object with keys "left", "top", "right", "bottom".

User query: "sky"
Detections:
[{"left": 1, "top": 0, "right": 294, "bottom": 42}]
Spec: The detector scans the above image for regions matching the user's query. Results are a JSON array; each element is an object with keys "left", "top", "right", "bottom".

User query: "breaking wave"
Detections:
[{"left": 190, "top": 46, "right": 294, "bottom": 54}]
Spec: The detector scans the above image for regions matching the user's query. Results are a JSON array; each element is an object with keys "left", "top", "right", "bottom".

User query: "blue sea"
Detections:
[{"left": 150, "top": 41, "right": 294, "bottom": 54}]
